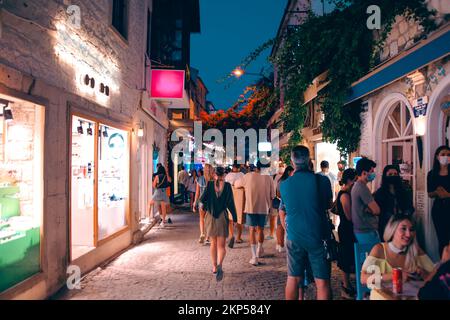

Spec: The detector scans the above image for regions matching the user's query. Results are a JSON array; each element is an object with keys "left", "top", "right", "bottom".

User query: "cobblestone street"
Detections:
[{"left": 55, "top": 208, "right": 353, "bottom": 300}]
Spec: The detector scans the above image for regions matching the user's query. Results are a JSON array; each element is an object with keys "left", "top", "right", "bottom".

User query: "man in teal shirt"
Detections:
[{"left": 279, "top": 146, "right": 332, "bottom": 300}]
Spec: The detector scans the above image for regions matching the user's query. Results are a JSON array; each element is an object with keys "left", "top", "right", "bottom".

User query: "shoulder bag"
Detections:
[{"left": 315, "top": 174, "right": 338, "bottom": 262}]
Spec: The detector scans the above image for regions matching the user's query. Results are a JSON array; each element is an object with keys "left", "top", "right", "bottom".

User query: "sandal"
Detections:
[
  {"left": 198, "top": 234, "right": 205, "bottom": 244},
  {"left": 216, "top": 265, "right": 223, "bottom": 282}
]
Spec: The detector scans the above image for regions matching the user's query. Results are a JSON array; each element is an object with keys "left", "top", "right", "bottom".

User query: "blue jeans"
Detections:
[{"left": 354, "top": 230, "right": 380, "bottom": 250}]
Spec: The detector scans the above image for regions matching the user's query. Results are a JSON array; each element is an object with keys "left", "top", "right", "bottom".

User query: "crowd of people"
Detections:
[{"left": 147, "top": 144, "right": 450, "bottom": 300}]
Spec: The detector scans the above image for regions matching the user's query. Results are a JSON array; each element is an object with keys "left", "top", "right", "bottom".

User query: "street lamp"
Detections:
[{"left": 231, "top": 67, "right": 271, "bottom": 82}]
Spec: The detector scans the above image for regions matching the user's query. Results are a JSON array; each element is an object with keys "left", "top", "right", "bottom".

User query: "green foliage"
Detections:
[{"left": 273, "top": 0, "right": 436, "bottom": 154}]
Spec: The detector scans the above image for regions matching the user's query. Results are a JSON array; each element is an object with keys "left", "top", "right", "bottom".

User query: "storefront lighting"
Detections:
[
  {"left": 0, "top": 99, "right": 13, "bottom": 122},
  {"left": 77, "top": 120, "right": 84, "bottom": 134},
  {"left": 87, "top": 123, "right": 93, "bottom": 136}
]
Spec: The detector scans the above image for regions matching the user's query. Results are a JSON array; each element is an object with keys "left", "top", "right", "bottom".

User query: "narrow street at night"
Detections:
[
  {"left": 54, "top": 208, "right": 349, "bottom": 300},
  {"left": 0, "top": 0, "right": 449, "bottom": 308}
]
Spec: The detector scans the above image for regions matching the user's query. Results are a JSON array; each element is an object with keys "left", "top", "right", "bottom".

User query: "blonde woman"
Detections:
[
  {"left": 361, "top": 214, "right": 436, "bottom": 299},
  {"left": 195, "top": 163, "right": 214, "bottom": 244}
]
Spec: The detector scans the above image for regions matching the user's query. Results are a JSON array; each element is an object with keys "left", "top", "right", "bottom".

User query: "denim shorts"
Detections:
[
  {"left": 286, "top": 239, "right": 331, "bottom": 280},
  {"left": 245, "top": 214, "right": 267, "bottom": 228}
]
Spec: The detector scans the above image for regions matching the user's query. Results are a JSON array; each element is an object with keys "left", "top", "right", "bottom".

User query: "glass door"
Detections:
[
  {"left": 70, "top": 116, "right": 96, "bottom": 260},
  {"left": 70, "top": 115, "right": 130, "bottom": 259}
]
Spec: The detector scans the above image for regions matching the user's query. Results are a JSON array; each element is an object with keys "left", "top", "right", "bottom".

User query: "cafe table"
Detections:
[{"left": 371, "top": 280, "right": 424, "bottom": 300}]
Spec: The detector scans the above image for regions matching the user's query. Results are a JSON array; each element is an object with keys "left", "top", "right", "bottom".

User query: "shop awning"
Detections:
[{"left": 345, "top": 25, "right": 450, "bottom": 104}]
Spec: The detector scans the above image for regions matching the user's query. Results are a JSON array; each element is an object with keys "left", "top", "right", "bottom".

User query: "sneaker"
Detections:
[
  {"left": 228, "top": 236, "right": 235, "bottom": 248},
  {"left": 204, "top": 239, "right": 210, "bottom": 246},
  {"left": 235, "top": 239, "right": 244, "bottom": 244},
  {"left": 160, "top": 221, "right": 165, "bottom": 228},
  {"left": 167, "top": 218, "right": 173, "bottom": 224},
  {"left": 198, "top": 234, "right": 205, "bottom": 244},
  {"left": 278, "top": 246, "right": 286, "bottom": 253},
  {"left": 275, "top": 244, "right": 280, "bottom": 251},
  {"left": 249, "top": 257, "right": 259, "bottom": 266},
  {"left": 266, "top": 235, "right": 274, "bottom": 240},
  {"left": 256, "top": 245, "right": 264, "bottom": 258}
]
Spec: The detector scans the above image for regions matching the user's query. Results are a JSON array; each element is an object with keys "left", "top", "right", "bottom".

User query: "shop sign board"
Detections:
[
  {"left": 412, "top": 96, "right": 428, "bottom": 117},
  {"left": 150, "top": 69, "right": 185, "bottom": 99}
]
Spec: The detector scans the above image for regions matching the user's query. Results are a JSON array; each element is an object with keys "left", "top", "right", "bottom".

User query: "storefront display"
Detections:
[
  {"left": 98, "top": 126, "right": 129, "bottom": 240},
  {"left": 71, "top": 116, "right": 95, "bottom": 260},
  {"left": 0, "top": 97, "right": 44, "bottom": 293},
  {"left": 70, "top": 115, "right": 129, "bottom": 260}
]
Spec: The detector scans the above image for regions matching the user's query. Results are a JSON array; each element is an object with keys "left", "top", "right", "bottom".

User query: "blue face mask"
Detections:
[{"left": 367, "top": 172, "right": 376, "bottom": 182}]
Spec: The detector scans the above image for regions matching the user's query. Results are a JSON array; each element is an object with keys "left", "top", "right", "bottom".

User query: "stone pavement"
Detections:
[{"left": 55, "top": 208, "right": 354, "bottom": 300}]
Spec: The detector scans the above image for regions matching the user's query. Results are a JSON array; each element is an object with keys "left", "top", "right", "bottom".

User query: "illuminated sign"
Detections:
[
  {"left": 150, "top": 69, "right": 185, "bottom": 99},
  {"left": 413, "top": 96, "right": 428, "bottom": 117}
]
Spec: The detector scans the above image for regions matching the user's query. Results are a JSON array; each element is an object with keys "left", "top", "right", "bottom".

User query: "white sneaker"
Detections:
[
  {"left": 249, "top": 257, "right": 259, "bottom": 266},
  {"left": 278, "top": 246, "right": 286, "bottom": 253},
  {"left": 160, "top": 221, "right": 165, "bottom": 228},
  {"left": 276, "top": 244, "right": 280, "bottom": 251},
  {"left": 256, "top": 245, "right": 264, "bottom": 258}
]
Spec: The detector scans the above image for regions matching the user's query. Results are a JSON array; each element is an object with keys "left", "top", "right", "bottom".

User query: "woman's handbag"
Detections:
[{"left": 315, "top": 174, "right": 339, "bottom": 262}]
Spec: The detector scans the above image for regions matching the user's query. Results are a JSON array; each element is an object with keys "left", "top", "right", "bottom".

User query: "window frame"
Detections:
[{"left": 111, "top": 0, "right": 129, "bottom": 42}]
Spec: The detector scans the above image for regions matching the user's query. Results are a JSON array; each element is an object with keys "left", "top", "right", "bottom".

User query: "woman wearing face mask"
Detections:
[
  {"left": 374, "top": 165, "right": 415, "bottom": 238},
  {"left": 361, "top": 214, "right": 436, "bottom": 300},
  {"left": 427, "top": 145, "right": 450, "bottom": 257},
  {"left": 336, "top": 168, "right": 357, "bottom": 299}
]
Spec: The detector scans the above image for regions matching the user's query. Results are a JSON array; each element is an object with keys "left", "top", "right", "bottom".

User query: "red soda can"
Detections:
[{"left": 392, "top": 268, "right": 403, "bottom": 294}]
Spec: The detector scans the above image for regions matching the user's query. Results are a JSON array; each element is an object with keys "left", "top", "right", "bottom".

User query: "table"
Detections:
[{"left": 371, "top": 280, "right": 424, "bottom": 300}]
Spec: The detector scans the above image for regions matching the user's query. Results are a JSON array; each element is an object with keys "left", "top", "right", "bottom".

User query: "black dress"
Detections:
[
  {"left": 427, "top": 171, "right": 450, "bottom": 257},
  {"left": 374, "top": 186, "right": 414, "bottom": 238},
  {"left": 336, "top": 190, "right": 356, "bottom": 274}
]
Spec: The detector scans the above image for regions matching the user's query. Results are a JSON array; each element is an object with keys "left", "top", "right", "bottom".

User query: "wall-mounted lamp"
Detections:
[
  {"left": 103, "top": 126, "right": 108, "bottom": 137},
  {"left": 100, "top": 83, "right": 110, "bottom": 96},
  {"left": 77, "top": 120, "right": 84, "bottom": 134},
  {"left": 84, "top": 74, "right": 95, "bottom": 88},
  {"left": 137, "top": 123, "right": 144, "bottom": 137}
]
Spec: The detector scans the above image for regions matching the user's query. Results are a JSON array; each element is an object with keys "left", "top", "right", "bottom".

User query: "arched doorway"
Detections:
[
  {"left": 382, "top": 101, "right": 415, "bottom": 191},
  {"left": 374, "top": 95, "right": 416, "bottom": 196}
]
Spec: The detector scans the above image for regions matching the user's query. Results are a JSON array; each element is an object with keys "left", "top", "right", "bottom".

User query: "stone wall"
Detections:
[
  {"left": 0, "top": 0, "right": 150, "bottom": 117},
  {"left": 377, "top": 0, "right": 450, "bottom": 63}
]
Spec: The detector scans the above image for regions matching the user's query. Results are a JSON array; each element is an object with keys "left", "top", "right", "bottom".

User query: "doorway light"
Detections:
[{"left": 77, "top": 120, "right": 84, "bottom": 134}]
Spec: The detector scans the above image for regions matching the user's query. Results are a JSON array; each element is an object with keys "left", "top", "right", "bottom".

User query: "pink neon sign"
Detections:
[{"left": 150, "top": 69, "right": 185, "bottom": 99}]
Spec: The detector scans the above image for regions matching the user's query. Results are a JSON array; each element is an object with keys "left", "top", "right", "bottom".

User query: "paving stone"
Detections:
[{"left": 55, "top": 209, "right": 355, "bottom": 300}]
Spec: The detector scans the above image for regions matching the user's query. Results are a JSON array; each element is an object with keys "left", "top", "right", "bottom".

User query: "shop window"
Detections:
[
  {"left": 98, "top": 125, "right": 129, "bottom": 240},
  {"left": 112, "top": 0, "right": 128, "bottom": 40},
  {"left": 0, "top": 98, "right": 44, "bottom": 293},
  {"left": 70, "top": 115, "right": 129, "bottom": 261}
]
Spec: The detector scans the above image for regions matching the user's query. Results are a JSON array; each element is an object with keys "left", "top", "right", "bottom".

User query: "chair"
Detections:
[{"left": 354, "top": 242, "right": 374, "bottom": 300}]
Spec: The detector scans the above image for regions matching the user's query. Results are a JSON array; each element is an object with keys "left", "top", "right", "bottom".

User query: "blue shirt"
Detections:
[{"left": 279, "top": 170, "right": 332, "bottom": 244}]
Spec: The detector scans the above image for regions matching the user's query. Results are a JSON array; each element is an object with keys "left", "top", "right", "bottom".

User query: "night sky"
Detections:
[{"left": 191, "top": 0, "right": 287, "bottom": 110}]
